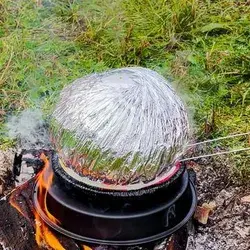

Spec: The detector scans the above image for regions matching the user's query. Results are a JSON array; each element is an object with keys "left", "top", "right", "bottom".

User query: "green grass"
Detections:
[{"left": 0, "top": 0, "right": 249, "bottom": 177}]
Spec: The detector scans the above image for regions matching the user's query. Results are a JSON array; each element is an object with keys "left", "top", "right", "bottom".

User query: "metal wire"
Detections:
[
  {"left": 182, "top": 131, "right": 250, "bottom": 161},
  {"left": 188, "top": 131, "right": 250, "bottom": 147},
  {"left": 180, "top": 147, "right": 250, "bottom": 162}
]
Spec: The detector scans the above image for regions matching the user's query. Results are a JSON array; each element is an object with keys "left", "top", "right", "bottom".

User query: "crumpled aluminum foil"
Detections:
[{"left": 50, "top": 67, "right": 190, "bottom": 190}]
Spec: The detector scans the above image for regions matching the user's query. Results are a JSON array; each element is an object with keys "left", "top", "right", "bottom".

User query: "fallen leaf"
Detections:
[
  {"left": 241, "top": 195, "right": 250, "bottom": 203},
  {"left": 194, "top": 206, "right": 210, "bottom": 224},
  {"left": 203, "top": 201, "right": 217, "bottom": 211},
  {"left": 194, "top": 201, "right": 216, "bottom": 225}
]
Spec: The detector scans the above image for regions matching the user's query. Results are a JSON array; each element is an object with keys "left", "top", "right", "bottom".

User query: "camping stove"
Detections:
[{"left": 31, "top": 151, "right": 196, "bottom": 249}]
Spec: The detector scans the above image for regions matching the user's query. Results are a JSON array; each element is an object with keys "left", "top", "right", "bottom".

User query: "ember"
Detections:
[{"left": 9, "top": 185, "right": 29, "bottom": 219}]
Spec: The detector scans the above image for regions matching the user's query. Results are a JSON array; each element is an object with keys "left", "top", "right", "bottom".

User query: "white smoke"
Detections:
[{"left": 6, "top": 109, "right": 50, "bottom": 149}]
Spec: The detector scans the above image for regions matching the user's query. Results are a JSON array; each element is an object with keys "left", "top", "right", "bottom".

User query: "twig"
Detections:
[{"left": 0, "top": 48, "right": 14, "bottom": 86}]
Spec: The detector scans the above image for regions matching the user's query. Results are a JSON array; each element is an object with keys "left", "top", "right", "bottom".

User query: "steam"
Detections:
[
  {"left": 6, "top": 109, "right": 50, "bottom": 149},
  {"left": 154, "top": 67, "right": 196, "bottom": 135}
]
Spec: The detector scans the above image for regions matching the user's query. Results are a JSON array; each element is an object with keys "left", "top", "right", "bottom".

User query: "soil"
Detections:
[{"left": 0, "top": 149, "right": 250, "bottom": 250}]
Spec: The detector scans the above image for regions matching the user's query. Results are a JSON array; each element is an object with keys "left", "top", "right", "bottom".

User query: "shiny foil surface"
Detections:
[{"left": 50, "top": 67, "right": 190, "bottom": 190}]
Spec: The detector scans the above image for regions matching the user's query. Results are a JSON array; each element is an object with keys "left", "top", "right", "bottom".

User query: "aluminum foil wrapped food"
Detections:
[{"left": 50, "top": 67, "right": 190, "bottom": 190}]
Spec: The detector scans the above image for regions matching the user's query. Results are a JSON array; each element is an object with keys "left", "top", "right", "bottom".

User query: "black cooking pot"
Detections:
[
  {"left": 33, "top": 153, "right": 196, "bottom": 246},
  {"left": 51, "top": 152, "right": 187, "bottom": 200}
]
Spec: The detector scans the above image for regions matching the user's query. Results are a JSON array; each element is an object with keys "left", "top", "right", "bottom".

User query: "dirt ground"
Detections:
[
  {"left": 187, "top": 155, "right": 250, "bottom": 250},
  {"left": 0, "top": 149, "right": 249, "bottom": 250}
]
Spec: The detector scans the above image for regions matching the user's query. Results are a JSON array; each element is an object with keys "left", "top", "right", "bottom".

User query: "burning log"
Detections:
[
  {"left": 0, "top": 151, "right": 85, "bottom": 250},
  {"left": 1, "top": 178, "right": 81, "bottom": 250}
]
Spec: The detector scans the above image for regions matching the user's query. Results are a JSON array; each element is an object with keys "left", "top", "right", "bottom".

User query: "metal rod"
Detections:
[{"left": 180, "top": 147, "right": 250, "bottom": 162}]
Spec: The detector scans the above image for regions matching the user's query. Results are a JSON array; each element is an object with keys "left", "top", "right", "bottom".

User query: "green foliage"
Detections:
[{"left": 0, "top": 0, "right": 249, "bottom": 177}]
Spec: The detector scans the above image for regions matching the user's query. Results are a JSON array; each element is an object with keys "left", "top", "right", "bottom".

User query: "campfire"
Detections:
[
  {"left": 9, "top": 152, "right": 65, "bottom": 250},
  {"left": 8, "top": 150, "right": 95, "bottom": 250},
  {"left": 2, "top": 67, "right": 198, "bottom": 250},
  {"left": 7, "top": 149, "right": 195, "bottom": 250}
]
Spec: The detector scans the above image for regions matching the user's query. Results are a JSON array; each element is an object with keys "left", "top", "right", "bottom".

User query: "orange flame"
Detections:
[
  {"left": 82, "top": 245, "right": 92, "bottom": 250},
  {"left": 9, "top": 152, "right": 65, "bottom": 250},
  {"left": 36, "top": 153, "right": 60, "bottom": 225},
  {"left": 9, "top": 152, "right": 93, "bottom": 250},
  {"left": 34, "top": 209, "right": 65, "bottom": 250},
  {"left": 34, "top": 153, "right": 65, "bottom": 250}
]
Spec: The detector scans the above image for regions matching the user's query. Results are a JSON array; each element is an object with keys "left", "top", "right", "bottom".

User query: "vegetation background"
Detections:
[{"left": 0, "top": 0, "right": 249, "bottom": 178}]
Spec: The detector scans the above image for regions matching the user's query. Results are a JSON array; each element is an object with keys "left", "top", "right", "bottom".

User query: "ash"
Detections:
[
  {"left": 0, "top": 149, "right": 14, "bottom": 196},
  {"left": 186, "top": 152, "right": 250, "bottom": 250}
]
